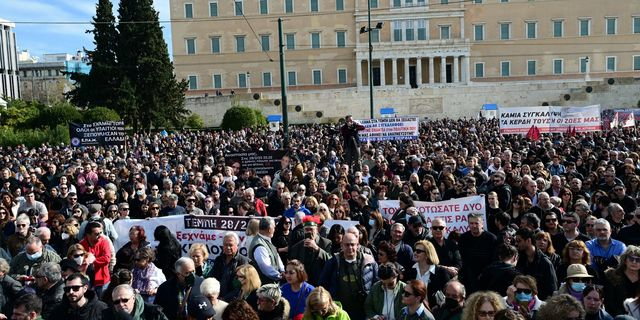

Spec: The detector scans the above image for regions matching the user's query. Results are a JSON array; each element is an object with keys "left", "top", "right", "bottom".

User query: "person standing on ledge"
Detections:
[{"left": 341, "top": 115, "right": 365, "bottom": 173}]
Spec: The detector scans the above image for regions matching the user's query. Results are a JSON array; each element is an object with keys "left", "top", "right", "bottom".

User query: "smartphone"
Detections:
[{"left": 305, "top": 233, "right": 313, "bottom": 240}]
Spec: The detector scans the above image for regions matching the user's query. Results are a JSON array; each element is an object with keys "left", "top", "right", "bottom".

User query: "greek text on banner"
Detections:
[
  {"left": 358, "top": 117, "right": 419, "bottom": 142},
  {"left": 498, "top": 105, "right": 601, "bottom": 135}
]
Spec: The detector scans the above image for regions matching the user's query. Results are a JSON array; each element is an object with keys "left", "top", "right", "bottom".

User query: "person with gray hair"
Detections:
[
  {"left": 34, "top": 262, "right": 64, "bottom": 319},
  {"left": 9, "top": 236, "right": 61, "bottom": 280},
  {"left": 155, "top": 257, "right": 204, "bottom": 320},
  {"left": 160, "top": 193, "right": 187, "bottom": 216},
  {"left": 102, "top": 284, "right": 168, "bottom": 320},
  {"left": 0, "top": 257, "right": 23, "bottom": 317},
  {"left": 256, "top": 283, "right": 290, "bottom": 320},
  {"left": 211, "top": 232, "right": 249, "bottom": 299},
  {"left": 6, "top": 213, "right": 32, "bottom": 257},
  {"left": 520, "top": 212, "right": 541, "bottom": 232},
  {"left": 200, "top": 278, "right": 228, "bottom": 320},
  {"left": 248, "top": 217, "right": 284, "bottom": 284},
  {"left": 586, "top": 218, "right": 627, "bottom": 278}
]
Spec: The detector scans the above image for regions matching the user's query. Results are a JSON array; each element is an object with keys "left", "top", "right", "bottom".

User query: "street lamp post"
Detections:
[{"left": 360, "top": 6, "right": 383, "bottom": 120}]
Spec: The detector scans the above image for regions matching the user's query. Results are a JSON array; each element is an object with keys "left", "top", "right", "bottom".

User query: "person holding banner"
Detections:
[{"left": 341, "top": 115, "right": 365, "bottom": 173}]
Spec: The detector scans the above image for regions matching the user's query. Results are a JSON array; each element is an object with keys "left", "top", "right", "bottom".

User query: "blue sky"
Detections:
[{"left": 0, "top": 0, "right": 172, "bottom": 60}]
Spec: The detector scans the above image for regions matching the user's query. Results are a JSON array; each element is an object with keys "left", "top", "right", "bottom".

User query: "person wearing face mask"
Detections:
[
  {"left": 554, "top": 264, "right": 594, "bottom": 302},
  {"left": 504, "top": 276, "right": 545, "bottom": 320},
  {"left": 9, "top": 236, "right": 61, "bottom": 281},
  {"left": 364, "top": 263, "right": 406, "bottom": 320},
  {"left": 155, "top": 257, "right": 204, "bottom": 320},
  {"left": 432, "top": 280, "right": 465, "bottom": 320}
]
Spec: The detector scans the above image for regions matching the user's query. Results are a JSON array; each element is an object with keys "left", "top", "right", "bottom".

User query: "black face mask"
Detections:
[
  {"left": 184, "top": 272, "right": 196, "bottom": 287},
  {"left": 443, "top": 297, "right": 460, "bottom": 310}
]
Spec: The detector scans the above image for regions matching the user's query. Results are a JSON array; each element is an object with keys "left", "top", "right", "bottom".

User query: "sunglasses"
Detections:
[
  {"left": 414, "top": 249, "right": 426, "bottom": 254},
  {"left": 627, "top": 256, "right": 640, "bottom": 263},
  {"left": 73, "top": 254, "right": 83, "bottom": 258},
  {"left": 431, "top": 226, "right": 445, "bottom": 231},
  {"left": 545, "top": 218, "right": 557, "bottom": 222},
  {"left": 402, "top": 290, "right": 415, "bottom": 297},
  {"left": 515, "top": 288, "right": 532, "bottom": 295},
  {"left": 63, "top": 285, "right": 84, "bottom": 293},
  {"left": 113, "top": 297, "right": 133, "bottom": 305}
]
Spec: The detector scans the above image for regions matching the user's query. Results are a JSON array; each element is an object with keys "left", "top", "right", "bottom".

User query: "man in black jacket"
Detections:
[
  {"left": 478, "top": 244, "right": 521, "bottom": 296},
  {"left": 515, "top": 228, "right": 558, "bottom": 300},
  {"left": 104, "top": 284, "right": 169, "bottom": 320},
  {"left": 288, "top": 216, "right": 332, "bottom": 286},
  {"left": 49, "top": 272, "right": 107, "bottom": 320},
  {"left": 34, "top": 262, "right": 65, "bottom": 319},
  {"left": 155, "top": 257, "right": 204, "bottom": 320},
  {"left": 211, "top": 233, "right": 249, "bottom": 299},
  {"left": 341, "top": 115, "right": 365, "bottom": 172}
]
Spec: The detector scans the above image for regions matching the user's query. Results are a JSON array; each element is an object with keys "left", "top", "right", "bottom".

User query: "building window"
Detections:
[
  {"left": 633, "top": 56, "right": 640, "bottom": 70},
  {"left": 238, "top": 73, "right": 247, "bottom": 88},
  {"left": 310, "top": 0, "right": 319, "bottom": 12},
  {"left": 188, "top": 75, "right": 197, "bottom": 90},
  {"left": 261, "top": 35, "right": 270, "bottom": 51},
  {"left": 393, "top": 0, "right": 401, "bottom": 8},
  {"left": 285, "top": 0, "right": 294, "bottom": 12},
  {"left": 417, "top": 0, "right": 425, "bottom": 6},
  {"left": 235, "top": 0, "right": 243, "bottom": 15},
  {"left": 417, "top": 20, "right": 427, "bottom": 40},
  {"left": 336, "top": 0, "right": 344, "bottom": 10},
  {"left": 213, "top": 74, "right": 222, "bottom": 88},
  {"left": 579, "top": 18, "right": 590, "bottom": 36},
  {"left": 288, "top": 71, "right": 297, "bottom": 85},
  {"left": 371, "top": 0, "right": 378, "bottom": 8},
  {"left": 527, "top": 60, "right": 536, "bottom": 76},
  {"left": 634, "top": 17, "right": 640, "bottom": 34},
  {"left": 526, "top": 21, "right": 537, "bottom": 39},
  {"left": 262, "top": 72, "right": 272, "bottom": 86},
  {"left": 209, "top": 1, "right": 218, "bottom": 16},
  {"left": 286, "top": 33, "right": 295, "bottom": 49},
  {"left": 553, "top": 20, "right": 563, "bottom": 37},
  {"left": 500, "top": 0, "right": 508, "bottom": 2},
  {"left": 338, "top": 68, "right": 347, "bottom": 84},
  {"left": 405, "top": 0, "right": 413, "bottom": 7},
  {"left": 500, "top": 23, "right": 511, "bottom": 40},
  {"left": 500, "top": 61, "right": 510, "bottom": 77},
  {"left": 235, "top": 36, "right": 245, "bottom": 52},
  {"left": 441, "top": 0, "right": 448, "bottom": 3},
  {"left": 211, "top": 37, "right": 221, "bottom": 53},
  {"left": 474, "top": 0, "right": 482, "bottom": 3},
  {"left": 393, "top": 21, "right": 403, "bottom": 41},
  {"left": 185, "top": 3, "right": 193, "bottom": 18},
  {"left": 606, "top": 17, "right": 617, "bottom": 35},
  {"left": 440, "top": 25, "right": 450, "bottom": 39},
  {"left": 336, "top": 31, "right": 346, "bottom": 48},
  {"left": 406, "top": 21, "right": 415, "bottom": 41},
  {"left": 312, "top": 69, "right": 322, "bottom": 84},
  {"left": 579, "top": 57, "right": 588, "bottom": 73},
  {"left": 371, "top": 29, "right": 380, "bottom": 42},
  {"left": 475, "top": 63, "right": 484, "bottom": 78},
  {"left": 606, "top": 56, "right": 616, "bottom": 72},
  {"left": 553, "top": 59, "right": 563, "bottom": 74},
  {"left": 311, "top": 32, "right": 321, "bottom": 49},
  {"left": 474, "top": 24, "right": 484, "bottom": 41},
  {"left": 260, "top": 0, "right": 268, "bottom": 14},
  {"left": 186, "top": 38, "right": 196, "bottom": 55}
]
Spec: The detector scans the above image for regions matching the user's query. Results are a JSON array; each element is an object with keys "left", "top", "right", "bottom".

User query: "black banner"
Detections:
[
  {"left": 68, "top": 121, "right": 126, "bottom": 147},
  {"left": 224, "top": 150, "right": 287, "bottom": 177},
  {"left": 183, "top": 215, "right": 251, "bottom": 231}
]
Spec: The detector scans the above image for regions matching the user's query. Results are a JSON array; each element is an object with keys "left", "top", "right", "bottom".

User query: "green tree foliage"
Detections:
[
  {"left": 184, "top": 113, "right": 205, "bottom": 129},
  {"left": 1, "top": 99, "right": 44, "bottom": 127},
  {"left": 221, "top": 106, "right": 266, "bottom": 130},
  {"left": 67, "top": 0, "right": 120, "bottom": 109},
  {"left": 0, "top": 125, "right": 69, "bottom": 147},
  {"left": 117, "top": 0, "right": 189, "bottom": 132},
  {"left": 34, "top": 103, "right": 83, "bottom": 129},
  {"left": 83, "top": 107, "right": 121, "bottom": 123}
]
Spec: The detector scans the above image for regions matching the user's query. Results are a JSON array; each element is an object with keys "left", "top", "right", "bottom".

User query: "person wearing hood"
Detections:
[
  {"left": 504, "top": 276, "right": 545, "bottom": 320},
  {"left": 49, "top": 272, "right": 108, "bottom": 320},
  {"left": 102, "top": 284, "right": 169, "bottom": 320},
  {"left": 256, "top": 283, "right": 290, "bottom": 320}
]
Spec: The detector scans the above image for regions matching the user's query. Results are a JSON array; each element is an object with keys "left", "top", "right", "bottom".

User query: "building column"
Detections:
[
  {"left": 404, "top": 57, "right": 410, "bottom": 87},
  {"left": 460, "top": 17, "right": 465, "bottom": 39},
  {"left": 462, "top": 55, "right": 470, "bottom": 83},
  {"left": 416, "top": 57, "right": 422, "bottom": 87},
  {"left": 428, "top": 57, "right": 434, "bottom": 84},
  {"left": 380, "top": 59, "right": 386, "bottom": 86},
  {"left": 392, "top": 58, "right": 398, "bottom": 86},
  {"left": 440, "top": 56, "right": 447, "bottom": 83},
  {"left": 356, "top": 59, "right": 363, "bottom": 88},
  {"left": 453, "top": 56, "right": 459, "bottom": 83}
]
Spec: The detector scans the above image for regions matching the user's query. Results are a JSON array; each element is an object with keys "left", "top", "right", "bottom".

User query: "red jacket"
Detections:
[
  {"left": 254, "top": 199, "right": 268, "bottom": 216},
  {"left": 80, "top": 236, "right": 111, "bottom": 286}
]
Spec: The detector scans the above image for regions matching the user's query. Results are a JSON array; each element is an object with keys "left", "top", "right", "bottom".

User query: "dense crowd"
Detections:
[{"left": 0, "top": 115, "right": 640, "bottom": 320}]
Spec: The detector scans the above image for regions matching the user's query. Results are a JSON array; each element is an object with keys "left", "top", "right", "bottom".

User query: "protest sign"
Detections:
[
  {"left": 498, "top": 105, "right": 601, "bottom": 135},
  {"left": 378, "top": 195, "right": 486, "bottom": 234},
  {"left": 358, "top": 116, "right": 419, "bottom": 141},
  {"left": 69, "top": 121, "right": 126, "bottom": 147},
  {"left": 323, "top": 219, "right": 359, "bottom": 231},
  {"left": 225, "top": 150, "right": 287, "bottom": 177},
  {"left": 113, "top": 215, "right": 252, "bottom": 259}
]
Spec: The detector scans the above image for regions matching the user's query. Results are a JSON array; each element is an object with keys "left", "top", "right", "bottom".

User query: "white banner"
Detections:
[
  {"left": 498, "top": 105, "right": 601, "bottom": 135},
  {"left": 378, "top": 195, "right": 486, "bottom": 234},
  {"left": 113, "top": 215, "right": 252, "bottom": 259},
  {"left": 358, "top": 116, "right": 419, "bottom": 141}
]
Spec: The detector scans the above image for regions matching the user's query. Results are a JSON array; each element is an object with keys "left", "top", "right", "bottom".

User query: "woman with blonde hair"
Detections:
[
  {"left": 243, "top": 218, "right": 260, "bottom": 252},
  {"left": 534, "top": 231, "right": 561, "bottom": 270},
  {"left": 557, "top": 240, "right": 597, "bottom": 282},
  {"left": 189, "top": 243, "right": 212, "bottom": 277},
  {"left": 224, "top": 264, "right": 261, "bottom": 310},
  {"left": 303, "top": 286, "right": 350, "bottom": 320},
  {"left": 461, "top": 291, "right": 507, "bottom": 320},
  {"left": 406, "top": 240, "right": 451, "bottom": 308}
]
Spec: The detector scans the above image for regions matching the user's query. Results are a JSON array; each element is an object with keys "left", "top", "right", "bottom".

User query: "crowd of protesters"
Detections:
[{"left": 0, "top": 115, "right": 640, "bottom": 320}]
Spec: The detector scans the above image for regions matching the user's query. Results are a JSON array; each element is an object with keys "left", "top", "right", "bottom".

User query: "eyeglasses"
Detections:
[
  {"left": 109, "top": 210, "right": 118, "bottom": 213},
  {"left": 545, "top": 218, "right": 557, "bottom": 222},
  {"left": 113, "top": 297, "right": 133, "bottom": 305},
  {"left": 414, "top": 249, "right": 426, "bottom": 254},
  {"left": 627, "top": 256, "right": 640, "bottom": 263},
  {"left": 16, "top": 224, "right": 27, "bottom": 228},
  {"left": 63, "top": 285, "right": 84, "bottom": 293},
  {"left": 562, "top": 219, "right": 576, "bottom": 224},
  {"left": 151, "top": 207, "right": 160, "bottom": 210},
  {"left": 187, "top": 199, "right": 196, "bottom": 202},
  {"left": 402, "top": 290, "right": 415, "bottom": 297},
  {"left": 515, "top": 288, "right": 532, "bottom": 295},
  {"left": 431, "top": 226, "right": 445, "bottom": 231}
]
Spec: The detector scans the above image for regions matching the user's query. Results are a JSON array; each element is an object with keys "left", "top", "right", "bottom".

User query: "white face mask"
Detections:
[
  {"left": 61, "top": 233, "right": 70, "bottom": 240},
  {"left": 73, "top": 256, "right": 84, "bottom": 265}
]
